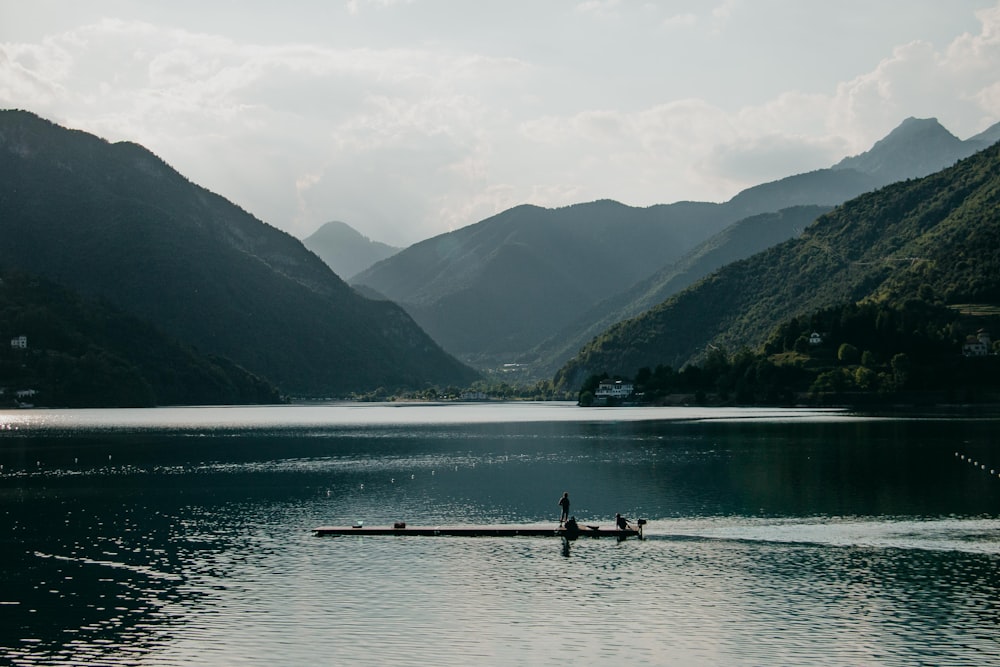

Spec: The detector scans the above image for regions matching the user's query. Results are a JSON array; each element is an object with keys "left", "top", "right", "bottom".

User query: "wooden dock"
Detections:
[{"left": 312, "top": 521, "right": 644, "bottom": 540}]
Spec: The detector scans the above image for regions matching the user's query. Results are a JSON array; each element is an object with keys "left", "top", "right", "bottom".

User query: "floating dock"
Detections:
[{"left": 313, "top": 521, "right": 644, "bottom": 540}]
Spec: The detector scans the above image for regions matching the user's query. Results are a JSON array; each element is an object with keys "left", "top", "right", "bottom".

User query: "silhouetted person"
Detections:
[
  {"left": 615, "top": 513, "right": 631, "bottom": 530},
  {"left": 558, "top": 492, "right": 570, "bottom": 525},
  {"left": 563, "top": 516, "right": 580, "bottom": 541}
]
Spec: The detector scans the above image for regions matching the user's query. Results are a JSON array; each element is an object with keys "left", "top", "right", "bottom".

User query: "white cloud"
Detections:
[
  {"left": 575, "top": 0, "right": 623, "bottom": 19},
  {"left": 1, "top": 2, "right": 999, "bottom": 245},
  {"left": 346, "top": 0, "right": 415, "bottom": 16},
  {"left": 711, "top": 0, "right": 740, "bottom": 23},
  {"left": 662, "top": 13, "right": 698, "bottom": 29}
]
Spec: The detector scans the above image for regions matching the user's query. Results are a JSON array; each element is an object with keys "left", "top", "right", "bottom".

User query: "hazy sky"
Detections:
[{"left": 3, "top": 1, "right": 1000, "bottom": 246}]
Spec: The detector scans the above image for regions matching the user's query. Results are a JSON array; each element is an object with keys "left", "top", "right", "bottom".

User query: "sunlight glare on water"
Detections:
[{"left": 0, "top": 402, "right": 857, "bottom": 431}]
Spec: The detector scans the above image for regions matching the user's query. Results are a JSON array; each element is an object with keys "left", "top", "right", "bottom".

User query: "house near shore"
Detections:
[
  {"left": 10, "top": 335, "right": 27, "bottom": 349},
  {"left": 963, "top": 329, "right": 992, "bottom": 357},
  {"left": 595, "top": 379, "right": 635, "bottom": 399}
]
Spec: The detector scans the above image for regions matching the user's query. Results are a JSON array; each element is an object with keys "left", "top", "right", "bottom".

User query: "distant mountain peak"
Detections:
[
  {"left": 855, "top": 116, "right": 956, "bottom": 151},
  {"left": 879, "top": 116, "right": 957, "bottom": 145},
  {"left": 894, "top": 115, "right": 946, "bottom": 131},
  {"left": 302, "top": 220, "right": 400, "bottom": 280},
  {"left": 833, "top": 116, "right": 967, "bottom": 183}
]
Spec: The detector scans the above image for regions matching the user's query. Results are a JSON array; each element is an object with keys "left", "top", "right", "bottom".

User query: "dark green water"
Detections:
[{"left": 1, "top": 404, "right": 998, "bottom": 665}]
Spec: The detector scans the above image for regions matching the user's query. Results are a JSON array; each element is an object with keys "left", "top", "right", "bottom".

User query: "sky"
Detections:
[{"left": 2, "top": 1, "right": 1000, "bottom": 246}]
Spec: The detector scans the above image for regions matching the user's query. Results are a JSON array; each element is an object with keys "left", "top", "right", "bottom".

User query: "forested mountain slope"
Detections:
[
  {"left": 555, "top": 140, "right": 1000, "bottom": 389},
  {"left": 352, "top": 199, "right": 730, "bottom": 364},
  {"left": 0, "top": 110, "right": 478, "bottom": 395},
  {"left": 530, "top": 205, "right": 832, "bottom": 376},
  {"left": 0, "top": 270, "right": 279, "bottom": 407},
  {"left": 354, "top": 117, "right": 999, "bottom": 372}
]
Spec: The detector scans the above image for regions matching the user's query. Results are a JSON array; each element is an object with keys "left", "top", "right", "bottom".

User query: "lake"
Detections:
[{"left": 1, "top": 402, "right": 999, "bottom": 666}]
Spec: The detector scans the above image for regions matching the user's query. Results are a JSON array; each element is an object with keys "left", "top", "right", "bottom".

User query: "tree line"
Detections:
[{"left": 577, "top": 299, "right": 1000, "bottom": 407}]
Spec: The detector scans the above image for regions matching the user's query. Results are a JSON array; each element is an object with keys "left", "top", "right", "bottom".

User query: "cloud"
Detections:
[
  {"left": 662, "top": 13, "right": 698, "bottom": 29},
  {"left": 0, "top": 17, "right": 532, "bottom": 242},
  {"left": 346, "top": 0, "right": 415, "bottom": 16},
  {"left": 1, "top": 3, "right": 999, "bottom": 246},
  {"left": 514, "top": 95, "right": 843, "bottom": 205},
  {"left": 575, "top": 0, "right": 623, "bottom": 19},
  {"left": 827, "top": 5, "right": 1000, "bottom": 149},
  {"left": 712, "top": 0, "right": 739, "bottom": 21}
]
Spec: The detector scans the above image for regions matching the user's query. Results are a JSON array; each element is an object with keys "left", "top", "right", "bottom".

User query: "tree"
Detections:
[
  {"left": 579, "top": 372, "right": 608, "bottom": 398},
  {"left": 891, "top": 353, "right": 912, "bottom": 389},
  {"left": 854, "top": 366, "right": 878, "bottom": 391},
  {"left": 837, "top": 343, "right": 860, "bottom": 365}
]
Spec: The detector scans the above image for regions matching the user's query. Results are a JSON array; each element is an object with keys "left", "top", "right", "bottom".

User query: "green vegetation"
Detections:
[
  {"left": 556, "top": 138, "right": 1000, "bottom": 394},
  {"left": 529, "top": 205, "right": 833, "bottom": 378},
  {"left": 346, "top": 377, "right": 569, "bottom": 402},
  {"left": 577, "top": 299, "right": 1000, "bottom": 407},
  {"left": 352, "top": 199, "right": 734, "bottom": 367},
  {"left": 353, "top": 171, "right": 869, "bottom": 373},
  {"left": 0, "top": 270, "right": 280, "bottom": 407},
  {"left": 5, "top": 110, "right": 998, "bottom": 404},
  {"left": 0, "top": 110, "right": 479, "bottom": 397}
]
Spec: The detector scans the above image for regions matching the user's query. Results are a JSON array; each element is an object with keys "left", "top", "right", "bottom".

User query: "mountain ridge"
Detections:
[
  {"left": 528, "top": 204, "right": 834, "bottom": 376},
  {"left": 352, "top": 116, "right": 1000, "bottom": 376},
  {"left": 553, "top": 139, "right": 1000, "bottom": 389},
  {"left": 0, "top": 269, "right": 280, "bottom": 407},
  {"left": 833, "top": 117, "right": 970, "bottom": 183},
  {"left": 351, "top": 198, "right": 733, "bottom": 364},
  {"left": 0, "top": 110, "right": 479, "bottom": 395}
]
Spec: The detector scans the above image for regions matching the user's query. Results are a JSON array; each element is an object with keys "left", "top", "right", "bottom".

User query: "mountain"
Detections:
[
  {"left": 352, "top": 117, "right": 1000, "bottom": 375},
  {"left": 0, "top": 110, "right": 479, "bottom": 396},
  {"left": 529, "top": 205, "right": 833, "bottom": 376},
  {"left": 351, "top": 199, "right": 732, "bottom": 366},
  {"left": 726, "top": 118, "right": 1000, "bottom": 216},
  {"left": 302, "top": 221, "right": 400, "bottom": 280},
  {"left": 723, "top": 167, "right": 878, "bottom": 219},
  {"left": 0, "top": 270, "right": 280, "bottom": 407},
  {"left": 833, "top": 117, "right": 974, "bottom": 183},
  {"left": 554, "top": 140, "right": 1000, "bottom": 390},
  {"left": 969, "top": 121, "right": 1000, "bottom": 147},
  {"left": 351, "top": 195, "right": 854, "bottom": 370}
]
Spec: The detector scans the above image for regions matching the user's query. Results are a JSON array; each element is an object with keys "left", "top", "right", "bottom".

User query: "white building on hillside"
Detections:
[
  {"left": 10, "top": 335, "right": 27, "bottom": 349},
  {"left": 595, "top": 379, "right": 634, "bottom": 399},
  {"left": 963, "top": 330, "right": 991, "bottom": 357}
]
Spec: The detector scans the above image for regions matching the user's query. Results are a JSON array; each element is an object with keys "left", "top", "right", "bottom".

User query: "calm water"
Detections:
[{"left": 1, "top": 403, "right": 998, "bottom": 666}]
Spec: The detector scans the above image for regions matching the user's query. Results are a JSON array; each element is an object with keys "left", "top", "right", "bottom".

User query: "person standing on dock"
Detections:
[{"left": 558, "top": 492, "right": 571, "bottom": 525}]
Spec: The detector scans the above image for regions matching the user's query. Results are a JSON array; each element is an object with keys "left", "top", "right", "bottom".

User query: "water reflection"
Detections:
[{"left": 1, "top": 406, "right": 999, "bottom": 665}]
